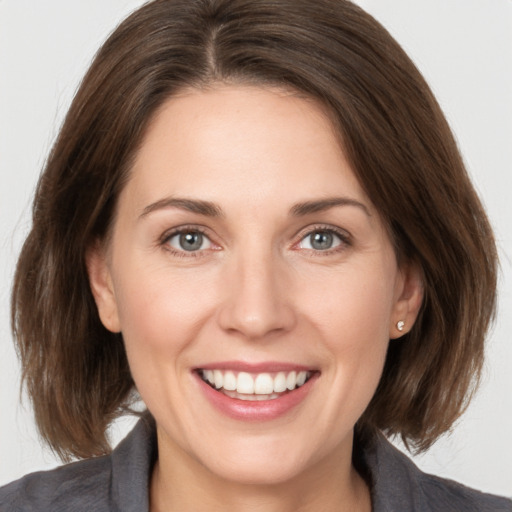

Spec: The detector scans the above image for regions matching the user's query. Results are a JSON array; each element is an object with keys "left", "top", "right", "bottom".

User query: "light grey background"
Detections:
[{"left": 1, "top": 0, "right": 511, "bottom": 497}]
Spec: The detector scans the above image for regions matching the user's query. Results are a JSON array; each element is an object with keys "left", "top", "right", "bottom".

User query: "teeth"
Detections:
[
  {"left": 205, "top": 370, "right": 214, "bottom": 384},
  {"left": 214, "top": 370, "right": 223, "bottom": 389},
  {"left": 274, "top": 372, "right": 287, "bottom": 393},
  {"left": 286, "top": 371, "right": 297, "bottom": 390},
  {"left": 201, "top": 369, "right": 312, "bottom": 396},
  {"left": 254, "top": 373, "right": 274, "bottom": 394},
  {"left": 224, "top": 390, "right": 281, "bottom": 401},
  {"left": 237, "top": 372, "right": 254, "bottom": 394},
  {"left": 223, "top": 371, "right": 237, "bottom": 391},
  {"left": 297, "top": 371, "right": 307, "bottom": 387}
]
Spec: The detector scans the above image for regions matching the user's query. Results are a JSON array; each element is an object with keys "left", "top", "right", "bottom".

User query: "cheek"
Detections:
[
  {"left": 110, "top": 267, "right": 215, "bottom": 415},
  {"left": 305, "top": 270, "right": 395, "bottom": 416},
  {"left": 300, "top": 265, "right": 397, "bottom": 347},
  {"left": 298, "top": 263, "right": 396, "bottom": 404},
  {"left": 111, "top": 261, "right": 219, "bottom": 358}
]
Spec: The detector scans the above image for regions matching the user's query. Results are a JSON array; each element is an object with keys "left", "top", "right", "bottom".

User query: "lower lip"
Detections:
[{"left": 194, "top": 372, "right": 318, "bottom": 421}]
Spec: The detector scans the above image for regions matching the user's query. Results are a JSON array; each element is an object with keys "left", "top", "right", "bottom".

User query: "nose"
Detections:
[{"left": 217, "top": 250, "right": 296, "bottom": 340}]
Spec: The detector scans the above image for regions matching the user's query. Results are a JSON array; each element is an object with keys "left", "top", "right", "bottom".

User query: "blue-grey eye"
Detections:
[
  {"left": 168, "top": 231, "right": 211, "bottom": 252},
  {"left": 300, "top": 230, "right": 342, "bottom": 251}
]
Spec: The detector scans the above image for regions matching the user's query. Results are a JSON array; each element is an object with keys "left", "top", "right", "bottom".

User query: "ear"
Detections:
[
  {"left": 86, "top": 241, "right": 121, "bottom": 333},
  {"left": 390, "top": 261, "right": 424, "bottom": 339}
]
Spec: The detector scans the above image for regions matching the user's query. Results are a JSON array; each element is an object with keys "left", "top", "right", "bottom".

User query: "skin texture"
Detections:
[{"left": 87, "top": 85, "right": 423, "bottom": 512}]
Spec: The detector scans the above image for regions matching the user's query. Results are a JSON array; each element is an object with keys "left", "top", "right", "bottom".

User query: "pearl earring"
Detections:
[{"left": 396, "top": 320, "right": 405, "bottom": 332}]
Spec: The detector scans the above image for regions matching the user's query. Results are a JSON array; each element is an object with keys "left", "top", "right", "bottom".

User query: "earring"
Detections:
[{"left": 396, "top": 320, "right": 405, "bottom": 332}]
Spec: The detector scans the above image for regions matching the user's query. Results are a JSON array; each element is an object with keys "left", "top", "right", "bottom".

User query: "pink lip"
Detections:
[
  {"left": 194, "top": 368, "right": 319, "bottom": 422},
  {"left": 197, "top": 361, "right": 314, "bottom": 373}
]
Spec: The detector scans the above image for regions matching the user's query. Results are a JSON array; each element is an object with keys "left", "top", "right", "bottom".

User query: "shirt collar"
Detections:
[{"left": 110, "top": 416, "right": 422, "bottom": 512}]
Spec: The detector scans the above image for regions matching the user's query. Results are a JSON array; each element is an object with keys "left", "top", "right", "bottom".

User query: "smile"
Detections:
[
  {"left": 194, "top": 363, "right": 319, "bottom": 421},
  {"left": 199, "top": 369, "right": 312, "bottom": 401}
]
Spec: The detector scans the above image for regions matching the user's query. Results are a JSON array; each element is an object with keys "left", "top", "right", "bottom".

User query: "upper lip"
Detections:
[{"left": 195, "top": 361, "right": 317, "bottom": 373}]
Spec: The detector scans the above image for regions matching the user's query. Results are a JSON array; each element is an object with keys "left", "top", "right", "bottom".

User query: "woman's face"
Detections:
[{"left": 89, "top": 85, "right": 420, "bottom": 485}]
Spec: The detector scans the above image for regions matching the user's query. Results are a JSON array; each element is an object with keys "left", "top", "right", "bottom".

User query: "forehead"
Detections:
[{"left": 122, "top": 85, "right": 371, "bottom": 215}]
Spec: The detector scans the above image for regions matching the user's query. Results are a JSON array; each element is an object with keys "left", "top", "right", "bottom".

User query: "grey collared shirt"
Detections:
[{"left": 1, "top": 418, "right": 510, "bottom": 511}]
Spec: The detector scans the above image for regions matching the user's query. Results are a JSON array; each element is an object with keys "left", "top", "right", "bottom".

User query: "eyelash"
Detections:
[
  {"left": 294, "top": 224, "right": 352, "bottom": 256},
  {"left": 159, "top": 224, "right": 352, "bottom": 258},
  {"left": 160, "top": 225, "right": 213, "bottom": 258}
]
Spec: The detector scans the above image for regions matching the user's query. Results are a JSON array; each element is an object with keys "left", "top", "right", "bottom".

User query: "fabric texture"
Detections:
[{"left": 1, "top": 417, "right": 510, "bottom": 511}]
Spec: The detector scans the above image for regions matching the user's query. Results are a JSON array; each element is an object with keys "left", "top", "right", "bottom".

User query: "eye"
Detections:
[
  {"left": 166, "top": 230, "right": 212, "bottom": 252},
  {"left": 298, "top": 229, "right": 346, "bottom": 251}
]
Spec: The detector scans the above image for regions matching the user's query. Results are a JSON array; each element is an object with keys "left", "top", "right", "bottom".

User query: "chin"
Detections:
[
  {"left": 206, "top": 455, "right": 307, "bottom": 486},
  {"left": 191, "top": 432, "right": 324, "bottom": 486}
]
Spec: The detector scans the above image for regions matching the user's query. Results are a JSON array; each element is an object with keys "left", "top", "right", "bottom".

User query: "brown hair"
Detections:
[{"left": 12, "top": 0, "right": 497, "bottom": 460}]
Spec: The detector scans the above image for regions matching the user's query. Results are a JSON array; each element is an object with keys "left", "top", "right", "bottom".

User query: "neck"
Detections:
[{"left": 150, "top": 429, "right": 371, "bottom": 512}]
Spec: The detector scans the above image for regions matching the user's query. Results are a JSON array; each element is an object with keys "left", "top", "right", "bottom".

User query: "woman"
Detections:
[{"left": 1, "top": 0, "right": 510, "bottom": 510}]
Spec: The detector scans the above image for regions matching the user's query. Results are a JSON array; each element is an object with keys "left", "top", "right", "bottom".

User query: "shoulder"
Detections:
[
  {"left": 361, "top": 433, "right": 512, "bottom": 512},
  {"left": 0, "top": 416, "right": 156, "bottom": 512},
  {"left": 417, "top": 471, "right": 512, "bottom": 512},
  {"left": 0, "top": 455, "right": 112, "bottom": 512}
]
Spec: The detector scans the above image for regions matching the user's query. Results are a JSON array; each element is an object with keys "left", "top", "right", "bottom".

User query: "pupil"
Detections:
[
  {"left": 180, "top": 232, "right": 203, "bottom": 251},
  {"left": 311, "top": 231, "right": 333, "bottom": 250}
]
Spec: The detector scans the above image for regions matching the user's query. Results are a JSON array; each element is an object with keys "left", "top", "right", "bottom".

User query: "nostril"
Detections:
[
  {"left": 217, "top": 298, "right": 296, "bottom": 340},
  {"left": 216, "top": 259, "right": 297, "bottom": 338}
]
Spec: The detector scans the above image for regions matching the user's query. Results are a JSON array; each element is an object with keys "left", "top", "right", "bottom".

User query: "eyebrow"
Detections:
[
  {"left": 139, "top": 195, "right": 370, "bottom": 219},
  {"left": 140, "top": 197, "right": 223, "bottom": 219},
  {"left": 290, "top": 197, "right": 371, "bottom": 217}
]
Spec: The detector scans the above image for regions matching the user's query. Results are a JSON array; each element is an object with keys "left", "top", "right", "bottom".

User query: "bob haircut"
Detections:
[{"left": 12, "top": 0, "right": 497, "bottom": 461}]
